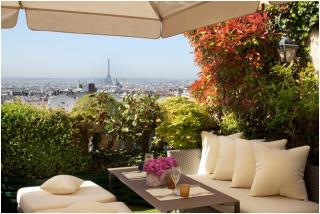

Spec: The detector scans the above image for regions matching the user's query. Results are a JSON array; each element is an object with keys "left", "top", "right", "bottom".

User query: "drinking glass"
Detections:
[
  {"left": 170, "top": 166, "right": 181, "bottom": 191},
  {"left": 180, "top": 184, "right": 190, "bottom": 198}
]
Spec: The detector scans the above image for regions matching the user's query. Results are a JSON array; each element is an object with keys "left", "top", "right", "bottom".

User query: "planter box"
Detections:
[{"left": 167, "top": 149, "right": 201, "bottom": 175}]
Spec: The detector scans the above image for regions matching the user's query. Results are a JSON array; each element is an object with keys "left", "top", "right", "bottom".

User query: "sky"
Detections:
[{"left": 1, "top": 11, "right": 199, "bottom": 79}]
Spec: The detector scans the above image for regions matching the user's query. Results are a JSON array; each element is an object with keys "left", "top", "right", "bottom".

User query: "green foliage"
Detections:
[
  {"left": 186, "top": 3, "right": 319, "bottom": 164},
  {"left": 89, "top": 149, "right": 143, "bottom": 170},
  {"left": 219, "top": 112, "right": 241, "bottom": 135},
  {"left": 261, "top": 63, "right": 319, "bottom": 164},
  {"left": 72, "top": 92, "right": 119, "bottom": 116},
  {"left": 1, "top": 101, "right": 90, "bottom": 178},
  {"left": 156, "top": 96, "right": 216, "bottom": 149},
  {"left": 267, "top": 2, "right": 319, "bottom": 51},
  {"left": 71, "top": 92, "right": 120, "bottom": 151},
  {"left": 105, "top": 94, "right": 161, "bottom": 154}
]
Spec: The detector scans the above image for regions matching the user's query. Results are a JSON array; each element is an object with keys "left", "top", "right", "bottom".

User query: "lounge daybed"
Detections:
[
  {"left": 36, "top": 201, "right": 132, "bottom": 213},
  {"left": 168, "top": 147, "right": 319, "bottom": 213},
  {"left": 17, "top": 180, "right": 129, "bottom": 213}
]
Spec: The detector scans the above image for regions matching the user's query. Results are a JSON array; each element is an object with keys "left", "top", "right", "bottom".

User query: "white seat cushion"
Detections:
[
  {"left": 36, "top": 201, "right": 132, "bottom": 213},
  {"left": 189, "top": 174, "right": 319, "bottom": 213},
  {"left": 17, "top": 181, "right": 117, "bottom": 213}
]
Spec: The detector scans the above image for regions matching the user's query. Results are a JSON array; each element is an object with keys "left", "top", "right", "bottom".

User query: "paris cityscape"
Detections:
[{"left": 1, "top": 63, "right": 194, "bottom": 111}]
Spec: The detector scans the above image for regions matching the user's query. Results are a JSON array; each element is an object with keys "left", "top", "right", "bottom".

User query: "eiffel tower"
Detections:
[{"left": 105, "top": 58, "right": 113, "bottom": 85}]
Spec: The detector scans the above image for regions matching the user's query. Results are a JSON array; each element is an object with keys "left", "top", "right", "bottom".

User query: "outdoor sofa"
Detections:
[{"left": 168, "top": 142, "right": 319, "bottom": 213}]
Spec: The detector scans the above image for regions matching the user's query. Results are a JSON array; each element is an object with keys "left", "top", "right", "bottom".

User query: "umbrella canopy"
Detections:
[{"left": 1, "top": 1, "right": 261, "bottom": 38}]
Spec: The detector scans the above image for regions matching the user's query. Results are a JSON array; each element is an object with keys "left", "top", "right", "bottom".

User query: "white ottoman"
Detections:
[
  {"left": 17, "top": 181, "right": 117, "bottom": 213},
  {"left": 36, "top": 201, "right": 132, "bottom": 213}
]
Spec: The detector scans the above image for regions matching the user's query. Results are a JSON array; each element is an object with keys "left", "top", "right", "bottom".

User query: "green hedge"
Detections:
[
  {"left": 1, "top": 101, "right": 90, "bottom": 178},
  {"left": 156, "top": 97, "right": 216, "bottom": 149}
]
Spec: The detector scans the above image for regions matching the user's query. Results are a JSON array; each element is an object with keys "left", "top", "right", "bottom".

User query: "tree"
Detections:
[
  {"left": 105, "top": 94, "right": 161, "bottom": 155},
  {"left": 184, "top": 3, "right": 319, "bottom": 165},
  {"left": 71, "top": 92, "right": 120, "bottom": 152}
]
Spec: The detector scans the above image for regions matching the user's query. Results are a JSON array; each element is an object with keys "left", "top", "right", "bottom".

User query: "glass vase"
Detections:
[{"left": 146, "top": 172, "right": 167, "bottom": 187}]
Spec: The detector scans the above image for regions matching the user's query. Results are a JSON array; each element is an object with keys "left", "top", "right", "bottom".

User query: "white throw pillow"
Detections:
[
  {"left": 249, "top": 144, "right": 310, "bottom": 200},
  {"left": 211, "top": 136, "right": 265, "bottom": 180},
  {"left": 231, "top": 138, "right": 287, "bottom": 188},
  {"left": 41, "top": 175, "right": 84, "bottom": 194},
  {"left": 197, "top": 131, "right": 243, "bottom": 175},
  {"left": 210, "top": 136, "right": 236, "bottom": 180}
]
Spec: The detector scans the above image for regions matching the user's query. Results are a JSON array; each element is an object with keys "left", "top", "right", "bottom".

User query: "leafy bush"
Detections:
[
  {"left": 105, "top": 94, "right": 161, "bottom": 154},
  {"left": 185, "top": 3, "right": 319, "bottom": 164},
  {"left": 219, "top": 112, "right": 241, "bottom": 135},
  {"left": 185, "top": 12, "right": 278, "bottom": 106},
  {"left": 267, "top": 1, "right": 319, "bottom": 51},
  {"left": 261, "top": 63, "right": 319, "bottom": 164},
  {"left": 71, "top": 92, "right": 120, "bottom": 151},
  {"left": 155, "top": 97, "right": 216, "bottom": 149},
  {"left": 1, "top": 101, "right": 90, "bottom": 178}
]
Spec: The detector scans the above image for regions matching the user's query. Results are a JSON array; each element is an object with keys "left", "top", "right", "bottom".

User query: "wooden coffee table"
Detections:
[{"left": 108, "top": 167, "right": 240, "bottom": 213}]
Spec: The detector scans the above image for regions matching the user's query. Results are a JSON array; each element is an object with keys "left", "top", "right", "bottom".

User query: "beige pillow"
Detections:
[
  {"left": 249, "top": 144, "right": 310, "bottom": 200},
  {"left": 41, "top": 175, "right": 84, "bottom": 194},
  {"left": 211, "top": 136, "right": 265, "bottom": 180},
  {"left": 231, "top": 138, "right": 287, "bottom": 188},
  {"left": 210, "top": 136, "right": 236, "bottom": 180},
  {"left": 197, "top": 131, "right": 243, "bottom": 175}
]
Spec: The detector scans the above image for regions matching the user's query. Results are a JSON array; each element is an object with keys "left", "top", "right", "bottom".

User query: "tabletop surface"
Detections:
[{"left": 108, "top": 167, "right": 239, "bottom": 212}]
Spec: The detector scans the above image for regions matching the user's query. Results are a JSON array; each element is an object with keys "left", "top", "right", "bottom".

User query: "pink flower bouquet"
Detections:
[{"left": 143, "top": 156, "right": 177, "bottom": 177}]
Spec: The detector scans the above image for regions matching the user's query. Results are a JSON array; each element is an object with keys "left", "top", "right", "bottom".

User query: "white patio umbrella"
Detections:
[{"left": 1, "top": 1, "right": 262, "bottom": 38}]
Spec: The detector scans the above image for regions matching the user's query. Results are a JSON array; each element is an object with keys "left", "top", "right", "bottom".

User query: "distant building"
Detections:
[
  {"left": 47, "top": 94, "right": 76, "bottom": 112},
  {"left": 88, "top": 83, "right": 97, "bottom": 93},
  {"left": 115, "top": 78, "right": 123, "bottom": 88}
]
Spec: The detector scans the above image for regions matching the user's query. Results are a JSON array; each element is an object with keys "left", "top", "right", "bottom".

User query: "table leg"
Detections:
[
  {"left": 234, "top": 201, "right": 240, "bottom": 213},
  {"left": 108, "top": 172, "right": 112, "bottom": 191}
]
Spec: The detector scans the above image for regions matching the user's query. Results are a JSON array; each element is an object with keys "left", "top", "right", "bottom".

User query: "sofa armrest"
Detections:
[{"left": 167, "top": 149, "right": 201, "bottom": 175}]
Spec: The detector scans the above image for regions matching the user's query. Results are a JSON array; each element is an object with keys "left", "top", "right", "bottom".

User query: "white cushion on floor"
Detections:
[
  {"left": 189, "top": 174, "right": 319, "bottom": 213},
  {"left": 36, "top": 201, "right": 132, "bottom": 213},
  {"left": 17, "top": 181, "right": 116, "bottom": 213}
]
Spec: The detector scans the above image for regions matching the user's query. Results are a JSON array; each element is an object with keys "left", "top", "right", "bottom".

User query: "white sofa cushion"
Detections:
[
  {"left": 198, "top": 132, "right": 243, "bottom": 175},
  {"left": 17, "top": 181, "right": 117, "bottom": 213},
  {"left": 36, "top": 201, "right": 132, "bottom": 213},
  {"left": 189, "top": 174, "right": 318, "bottom": 213},
  {"left": 40, "top": 175, "right": 84, "bottom": 194},
  {"left": 211, "top": 136, "right": 265, "bottom": 181},
  {"left": 250, "top": 145, "right": 310, "bottom": 200},
  {"left": 210, "top": 136, "right": 236, "bottom": 180},
  {"left": 231, "top": 139, "right": 287, "bottom": 188}
]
